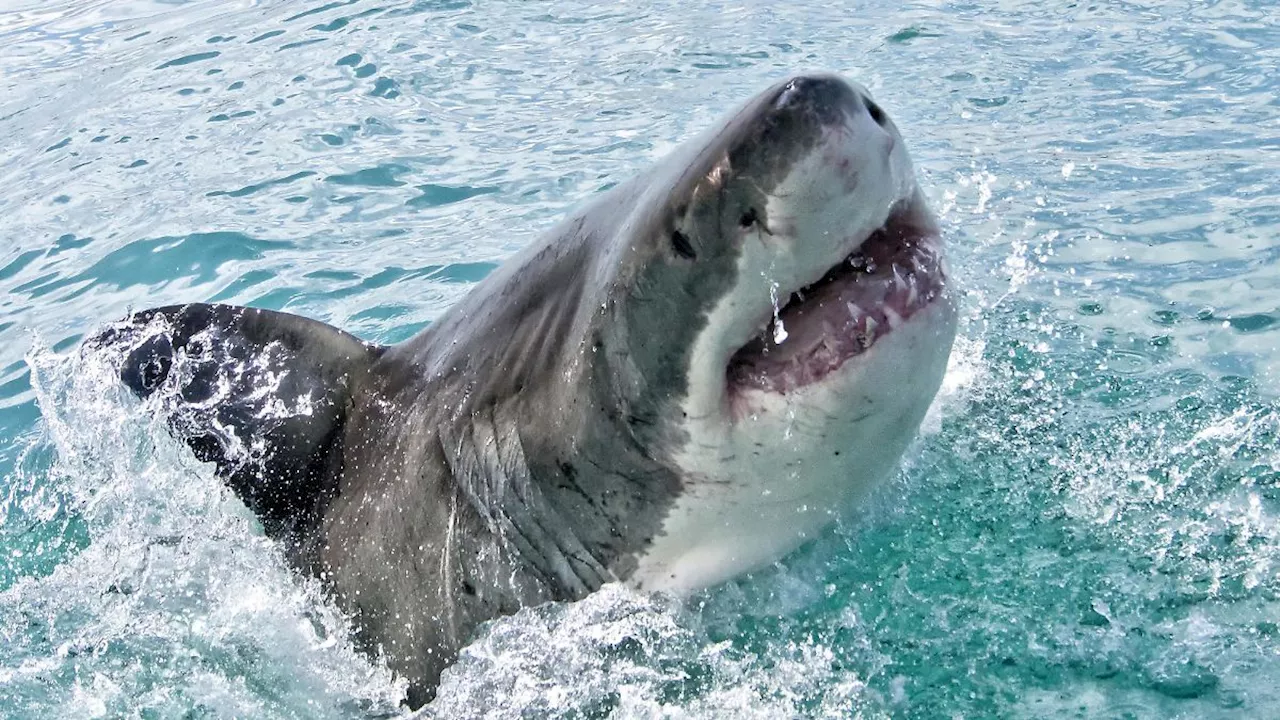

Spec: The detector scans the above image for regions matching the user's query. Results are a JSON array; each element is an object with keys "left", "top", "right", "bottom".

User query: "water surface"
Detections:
[{"left": 1, "top": 0, "right": 1277, "bottom": 717}]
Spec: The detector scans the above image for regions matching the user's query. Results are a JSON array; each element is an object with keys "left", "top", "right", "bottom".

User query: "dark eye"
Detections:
[
  {"left": 671, "top": 230, "right": 696, "bottom": 260},
  {"left": 739, "top": 207, "right": 759, "bottom": 228}
]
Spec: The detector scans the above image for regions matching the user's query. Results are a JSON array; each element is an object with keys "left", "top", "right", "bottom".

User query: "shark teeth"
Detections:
[{"left": 726, "top": 203, "right": 946, "bottom": 395}]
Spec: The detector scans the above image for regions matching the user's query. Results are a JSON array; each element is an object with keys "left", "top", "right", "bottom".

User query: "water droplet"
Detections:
[{"left": 769, "top": 280, "right": 788, "bottom": 344}]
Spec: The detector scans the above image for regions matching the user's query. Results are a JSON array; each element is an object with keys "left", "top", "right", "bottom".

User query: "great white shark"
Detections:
[{"left": 90, "top": 73, "right": 958, "bottom": 708}]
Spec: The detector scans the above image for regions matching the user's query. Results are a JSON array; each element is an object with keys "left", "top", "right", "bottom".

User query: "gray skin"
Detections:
[{"left": 90, "top": 75, "right": 942, "bottom": 709}]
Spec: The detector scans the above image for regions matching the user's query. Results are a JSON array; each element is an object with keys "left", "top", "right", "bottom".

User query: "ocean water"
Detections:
[{"left": 1, "top": 0, "right": 1276, "bottom": 717}]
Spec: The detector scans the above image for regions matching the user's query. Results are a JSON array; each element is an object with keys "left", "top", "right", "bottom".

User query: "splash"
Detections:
[
  {"left": 0, "top": 339, "right": 405, "bottom": 719},
  {"left": 424, "top": 584, "right": 881, "bottom": 719}
]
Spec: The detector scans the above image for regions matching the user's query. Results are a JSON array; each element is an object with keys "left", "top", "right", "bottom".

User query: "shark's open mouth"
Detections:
[{"left": 726, "top": 196, "right": 944, "bottom": 395}]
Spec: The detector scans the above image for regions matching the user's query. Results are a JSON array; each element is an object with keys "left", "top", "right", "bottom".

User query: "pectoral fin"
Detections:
[{"left": 90, "top": 303, "right": 382, "bottom": 542}]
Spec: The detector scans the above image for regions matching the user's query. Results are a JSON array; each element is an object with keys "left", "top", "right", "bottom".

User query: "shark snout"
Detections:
[
  {"left": 764, "top": 74, "right": 903, "bottom": 208},
  {"left": 771, "top": 74, "right": 895, "bottom": 145}
]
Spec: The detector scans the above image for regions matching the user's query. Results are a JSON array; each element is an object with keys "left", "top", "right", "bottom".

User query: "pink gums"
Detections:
[{"left": 726, "top": 203, "right": 944, "bottom": 395}]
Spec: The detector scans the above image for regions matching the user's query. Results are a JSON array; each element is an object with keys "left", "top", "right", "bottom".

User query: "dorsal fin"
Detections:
[{"left": 90, "top": 303, "right": 382, "bottom": 544}]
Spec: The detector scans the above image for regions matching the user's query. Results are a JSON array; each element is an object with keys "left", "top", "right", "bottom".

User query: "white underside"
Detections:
[
  {"left": 627, "top": 296, "right": 956, "bottom": 594},
  {"left": 626, "top": 97, "right": 957, "bottom": 594}
]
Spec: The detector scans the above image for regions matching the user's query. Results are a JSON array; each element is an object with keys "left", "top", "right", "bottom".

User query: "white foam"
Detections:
[{"left": 0, "top": 339, "right": 406, "bottom": 718}]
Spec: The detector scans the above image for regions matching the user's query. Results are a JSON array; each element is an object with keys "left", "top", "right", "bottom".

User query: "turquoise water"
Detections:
[{"left": 1, "top": 0, "right": 1277, "bottom": 717}]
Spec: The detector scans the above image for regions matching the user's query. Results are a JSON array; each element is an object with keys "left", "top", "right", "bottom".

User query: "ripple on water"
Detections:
[
  {"left": 0, "top": 0, "right": 1277, "bottom": 717},
  {"left": 155, "top": 51, "right": 221, "bottom": 69}
]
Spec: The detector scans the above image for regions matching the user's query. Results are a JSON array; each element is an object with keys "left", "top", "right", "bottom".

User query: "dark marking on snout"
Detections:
[
  {"left": 771, "top": 75, "right": 863, "bottom": 126},
  {"left": 771, "top": 74, "right": 891, "bottom": 136},
  {"left": 723, "top": 74, "right": 887, "bottom": 206}
]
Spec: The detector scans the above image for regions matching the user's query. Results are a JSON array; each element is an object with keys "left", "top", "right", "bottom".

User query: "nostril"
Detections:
[{"left": 865, "top": 98, "right": 888, "bottom": 127}]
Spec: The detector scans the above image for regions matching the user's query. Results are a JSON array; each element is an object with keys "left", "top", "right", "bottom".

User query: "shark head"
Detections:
[{"left": 586, "top": 74, "right": 959, "bottom": 592}]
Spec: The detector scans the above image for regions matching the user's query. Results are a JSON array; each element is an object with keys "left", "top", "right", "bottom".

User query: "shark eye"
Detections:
[
  {"left": 739, "top": 207, "right": 759, "bottom": 228},
  {"left": 671, "top": 230, "right": 697, "bottom": 260}
]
